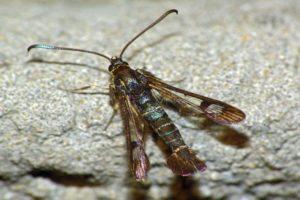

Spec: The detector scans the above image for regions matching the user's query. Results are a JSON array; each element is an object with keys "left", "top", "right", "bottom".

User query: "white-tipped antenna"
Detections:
[
  {"left": 27, "top": 44, "right": 111, "bottom": 62},
  {"left": 27, "top": 9, "right": 178, "bottom": 62}
]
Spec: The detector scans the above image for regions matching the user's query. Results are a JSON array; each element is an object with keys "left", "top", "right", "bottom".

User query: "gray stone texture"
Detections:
[{"left": 0, "top": 0, "right": 299, "bottom": 199}]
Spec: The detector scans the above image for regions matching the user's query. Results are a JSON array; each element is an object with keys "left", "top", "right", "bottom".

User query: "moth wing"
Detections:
[
  {"left": 137, "top": 69, "right": 245, "bottom": 124},
  {"left": 117, "top": 91, "right": 150, "bottom": 181}
]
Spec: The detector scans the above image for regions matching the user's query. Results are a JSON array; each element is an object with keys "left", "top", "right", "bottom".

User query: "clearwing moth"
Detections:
[{"left": 28, "top": 9, "right": 245, "bottom": 181}]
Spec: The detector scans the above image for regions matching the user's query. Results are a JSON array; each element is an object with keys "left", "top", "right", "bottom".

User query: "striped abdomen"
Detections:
[
  {"left": 117, "top": 67, "right": 207, "bottom": 175},
  {"left": 135, "top": 90, "right": 185, "bottom": 151}
]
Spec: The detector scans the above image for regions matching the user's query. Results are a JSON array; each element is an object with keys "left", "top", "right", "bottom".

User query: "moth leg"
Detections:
[
  {"left": 58, "top": 85, "right": 109, "bottom": 95},
  {"left": 103, "top": 109, "right": 117, "bottom": 130},
  {"left": 64, "top": 91, "right": 109, "bottom": 95},
  {"left": 66, "top": 85, "right": 93, "bottom": 91},
  {"left": 103, "top": 83, "right": 120, "bottom": 130}
]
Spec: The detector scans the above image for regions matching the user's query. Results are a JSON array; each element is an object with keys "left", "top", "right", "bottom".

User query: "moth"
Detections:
[{"left": 28, "top": 9, "right": 245, "bottom": 180}]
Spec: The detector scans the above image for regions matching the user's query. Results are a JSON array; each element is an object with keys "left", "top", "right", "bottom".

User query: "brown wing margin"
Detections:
[
  {"left": 138, "top": 69, "right": 246, "bottom": 124},
  {"left": 117, "top": 90, "right": 150, "bottom": 181}
]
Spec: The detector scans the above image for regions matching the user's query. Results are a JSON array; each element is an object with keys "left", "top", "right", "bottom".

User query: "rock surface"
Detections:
[{"left": 0, "top": 0, "right": 299, "bottom": 199}]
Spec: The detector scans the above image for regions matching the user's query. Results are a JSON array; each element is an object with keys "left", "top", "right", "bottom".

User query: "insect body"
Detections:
[
  {"left": 28, "top": 9, "right": 245, "bottom": 180},
  {"left": 111, "top": 61, "right": 206, "bottom": 178}
]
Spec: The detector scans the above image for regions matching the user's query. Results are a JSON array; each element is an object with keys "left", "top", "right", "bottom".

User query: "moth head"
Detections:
[{"left": 108, "top": 56, "right": 128, "bottom": 72}]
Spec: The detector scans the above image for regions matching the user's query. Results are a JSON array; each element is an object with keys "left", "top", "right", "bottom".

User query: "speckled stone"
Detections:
[{"left": 0, "top": 0, "right": 299, "bottom": 199}]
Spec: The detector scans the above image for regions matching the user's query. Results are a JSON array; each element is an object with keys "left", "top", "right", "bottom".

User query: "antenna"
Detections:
[
  {"left": 27, "top": 44, "right": 111, "bottom": 62},
  {"left": 119, "top": 9, "right": 178, "bottom": 59}
]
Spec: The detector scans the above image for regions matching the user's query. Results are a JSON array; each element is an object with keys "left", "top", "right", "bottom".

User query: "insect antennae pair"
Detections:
[{"left": 27, "top": 9, "right": 178, "bottom": 63}]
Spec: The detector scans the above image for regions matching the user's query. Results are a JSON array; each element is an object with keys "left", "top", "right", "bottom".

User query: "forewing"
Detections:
[
  {"left": 138, "top": 69, "right": 245, "bottom": 124},
  {"left": 128, "top": 102, "right": 151, "bottom": 181},
  {"left": 117, "top": 91, "right": 150, "bottom": 181}
]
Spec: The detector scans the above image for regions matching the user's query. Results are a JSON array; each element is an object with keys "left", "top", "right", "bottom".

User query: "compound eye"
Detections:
[{"left": 108, "top": 64, "right": 114, "bottom": 72}]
